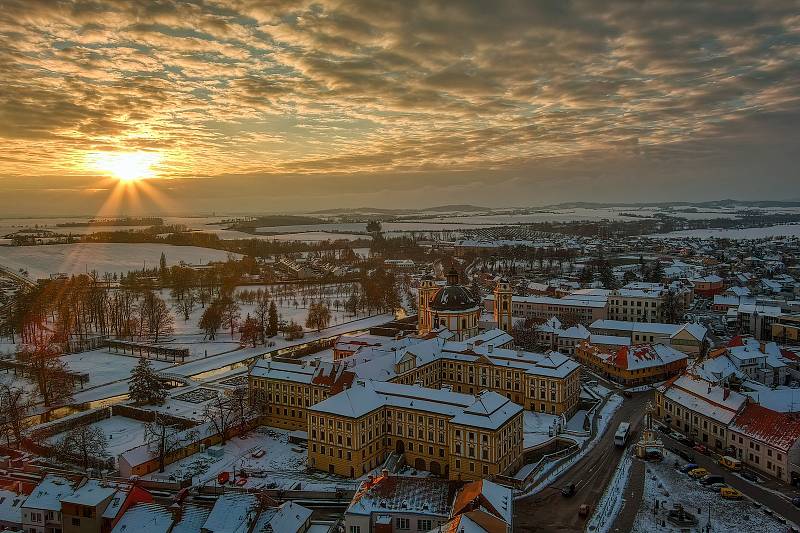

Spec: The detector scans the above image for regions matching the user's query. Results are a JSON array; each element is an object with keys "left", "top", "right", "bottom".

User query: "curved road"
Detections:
[{"left": 514, "top": 393, "right": 648, "bottom": 532}]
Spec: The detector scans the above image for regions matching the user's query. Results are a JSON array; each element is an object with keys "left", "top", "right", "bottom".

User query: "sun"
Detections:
[{"left": 87, "top": 151, "right": 162, "bottom": 182}]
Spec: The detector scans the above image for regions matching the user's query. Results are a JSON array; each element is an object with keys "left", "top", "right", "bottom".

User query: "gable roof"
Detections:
[{"left": 730, "top": 403, "right": 800, "bottom": 452}]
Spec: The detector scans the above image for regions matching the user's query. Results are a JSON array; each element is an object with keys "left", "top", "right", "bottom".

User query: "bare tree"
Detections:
[
  {"left": 138, "top": 290, "right": 174, "bottom": 342},
  {"left": 201, "top": 393, "right": 237, "bottom": 444},
  {"left": 144, "top": 413, "right": 198, "bottom": 473},
  {"left": 0, "top": 384, "right": 33, "bottom": 445},
  {"left": 305, "top": 302, "right": 331, "bottom": 332},
  {"left": 18, "top": 332, "right": 74, "bottom": 407},
  {"left": 56, "top": 425, "right": 108, "bottom": 470},
  {"left": 220, "top": 296, "right": 241, "bottom": 338}
]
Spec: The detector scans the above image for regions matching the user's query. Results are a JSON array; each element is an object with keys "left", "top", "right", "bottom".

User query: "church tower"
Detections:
[
  {"left": 494, "top": 278, "right": 513, "bottom": 332},
  {"left": 418, "top": 275, "right": 438, "bottom": 334}
]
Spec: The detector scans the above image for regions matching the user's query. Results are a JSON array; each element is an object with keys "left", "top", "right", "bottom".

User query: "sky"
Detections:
[{"left": 0, "top": 0, "right": 798, "bottom": 215}]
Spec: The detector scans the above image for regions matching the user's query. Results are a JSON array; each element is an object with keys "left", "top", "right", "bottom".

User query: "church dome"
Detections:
[
  {"left": 430, "top": 270, "right": 478, "bottom": 311},
  {"left": 430, "top": 285, "right": 479, "bottom": 311}
]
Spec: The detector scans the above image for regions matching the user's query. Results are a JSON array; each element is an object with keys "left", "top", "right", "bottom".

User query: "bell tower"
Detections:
[
  {"left": 418, "top": 275, "right": 438, "bottom": 334},
  {"left": 493, "top": 278, "right": 513, "bottom": 332}
]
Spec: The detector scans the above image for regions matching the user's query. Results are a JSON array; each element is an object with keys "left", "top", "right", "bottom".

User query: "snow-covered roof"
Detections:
[
  {"left": 484, "top": 294, "right": 607, "bottom": 308},
  {"left": 744, "top": 388, "right": 800, "bottom": 413},
  {"left": 660, "top": 375, "right": 746, "bottom": 425},
  {"left": 590, "top": 343, "right": 687, "bottom": 371},
  {"left": 560, "top": 324, "right": 590, "bottom": 340},
  {"left": 729, "top": 403, "right": 800, "bottom": 453},
  {"left": 451, "top": 479, "right": 513, "bottom": 526},
  {"left": 23, "top": 475, "right": 74, "bottom": 512},
  {"left": 691, "top": 275, "right": 723, "bottom": 284},
  {"left": 311, "top": 381, "right": 521, "bottom": 430},
  {"left": 347, "top": 474, "right": 455, "bottom": 517},
  {"left": 589, "top": 320, "right": 706, "bottom": 340},
  {"left": 252, "top": 501, "right": 312, "bottom": 533},
  {"left": 0, "top": 489, "right": 24, "bottom": 525},
  {"left": 737, "top": 303, "right": 782, "bottom": 317},
  {"left": 589, "top": 334, "right": 631, "bottom": 347},
  {"left": 202, "top": 493, "right": 259, "bottom": 533},
  {"left": 61, "top": 479, "right": 117, "bottom": 508},
  {"left": 171, "top": 504, "right": 210, "bottom": 533},
  {"left": 111, "top": 503, "right": 173, "bottom": 533}
]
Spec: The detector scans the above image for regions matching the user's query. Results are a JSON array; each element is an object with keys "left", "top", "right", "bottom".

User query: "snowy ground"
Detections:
[
  {"left": 61, "top": 349, "right": 173, "bottom": 388},
  {"left": 631, "top": 450, "right": 791, "bottom": 532},
  {"left": 147, "top": 426, "right": 359, "bottom": 491},
  {"left": 46, "top": 415, "right": 149, "bottom": 459},
  {"left": 650, "top": 224, "right": 800, "bottom": 240},
  {"left": 566, "top": 410, "right": 591, "bottom": 432},
  {"left": 0, "top": 243, "right": 239, "bottom": 279},
  {"left": 523, "top": 411, "right": 562, "bottom": 448}
]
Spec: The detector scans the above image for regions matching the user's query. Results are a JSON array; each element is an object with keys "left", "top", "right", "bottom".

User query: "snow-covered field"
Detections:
[
  {"left": 61, "top": 349, "right": 173, "bottom": 388},
  {"left": 263, "top": 232, "right": 370, "bottom": 242},
  {"left": 148, "top": 426, "right": 358, "bottom": 491},
  {"left": 650, "top": 224, "right": 800, "bottom": 240},
  {"left": 632, "top": 451, "right": 791, "bottom": 532},
  {"left": 0, "top": 243, "right": 239, "bottom": 279},
  {"left": 45, "top": 415, "right": 149, "bottom": 458}
]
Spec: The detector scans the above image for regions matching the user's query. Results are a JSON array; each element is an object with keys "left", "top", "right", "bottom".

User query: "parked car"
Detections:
[
  {"left": 719, "top": 456, "right": 742, "bottom": 471},
  {"left": 693, "top": 444, "right": 709, "bottom": 455},
  {"left": 700, "top": 474, "right": 725, "bottom": 486},
  {"left": 689, "top": 468, "right": 709, "bottom": 479},
  {"left": 720, "top": 487, "right": 744, "bottom": 500},
  {"left": 679, "top": 463, "right": 699, "bottom": 473},
  {"left": 791, "top": 497, "right": 800, "bottom": 508},
  {"left": 740, "top": 470, "right": 760, "bottom": 483},
  {"left": 561, "top": 483, "right": 576, "bottom": 497},
  {"left": 579, "top": 504, "right": 590, "bottom": 518},
  {"left": 709, "top": 482, "right": 728, "bottom": 492}
]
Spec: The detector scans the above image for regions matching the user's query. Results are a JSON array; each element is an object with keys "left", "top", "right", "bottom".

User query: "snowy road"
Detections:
[{"left": 514, "top": 393, "right": 648, "bottom": 532}]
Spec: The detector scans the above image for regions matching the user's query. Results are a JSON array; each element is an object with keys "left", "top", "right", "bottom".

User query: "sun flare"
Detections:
[{"left": 87, "top": 151, "right": 162, "bottom": 182}]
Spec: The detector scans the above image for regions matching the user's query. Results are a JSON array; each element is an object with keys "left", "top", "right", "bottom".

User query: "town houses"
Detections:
[{"left": 575, "top": 342, "right": 688, "bottom": 387}]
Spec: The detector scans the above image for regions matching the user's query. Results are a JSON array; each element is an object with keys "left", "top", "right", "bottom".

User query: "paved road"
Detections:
[
  {"left": 514, "top": 393, "right": 649, "bottom": 532},
  {"left": 660, "top": 433, "right": 800, "bottom": 526}
]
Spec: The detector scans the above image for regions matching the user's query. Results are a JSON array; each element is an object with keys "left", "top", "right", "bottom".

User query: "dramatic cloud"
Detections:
[{"left": 0, "top": 0, "right": 798, "bottom": 213}]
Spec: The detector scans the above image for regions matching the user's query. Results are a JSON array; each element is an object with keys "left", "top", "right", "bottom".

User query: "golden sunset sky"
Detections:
[{"left": 0, "top": 0, "right": 798, "bottom": 214}]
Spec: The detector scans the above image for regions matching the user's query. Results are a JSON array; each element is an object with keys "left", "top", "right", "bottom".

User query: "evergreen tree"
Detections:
[
  {"left": 268, "top": 301, "right": 279, "bottom": 337},
  {"left": 129, "top": 357, "right": 166, "bottom": 405}
]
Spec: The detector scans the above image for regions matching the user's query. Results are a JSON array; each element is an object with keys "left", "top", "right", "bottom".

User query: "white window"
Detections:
[
  {"left": 349, "top": 527, "right": 361, "bottom": 533},
  {"left": 418, "top": 519, "right": 432, "bottom": 530},
  {"left": 397, "top": 517, "right": 410, "bottom": 530}
]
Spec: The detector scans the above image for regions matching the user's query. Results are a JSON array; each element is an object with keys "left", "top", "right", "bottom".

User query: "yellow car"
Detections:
[
  {"left": 688, "top": 468, "right": 709, "bottom": 479},
  {"left": 720, "top": 487, "right": 744, "bottom": 500}
]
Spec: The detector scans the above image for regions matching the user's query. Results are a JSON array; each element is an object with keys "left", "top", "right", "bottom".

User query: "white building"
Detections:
[{"left": 21, "top": 475, "right": 75, "bottom": 533}]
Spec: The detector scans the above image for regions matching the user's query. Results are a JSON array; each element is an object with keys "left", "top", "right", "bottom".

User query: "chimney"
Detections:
[
  {"left": 723, "top": 387, "right": 730, "bottom": 401},
  {"left": 487, "top": 344, "right": 494, "bottom": 354},
  {"left": 759, "top": 342, "right": 766, "bottom": 353},
  {"left": 170, "top": 503, "right": 183, "bottom": 522},
  {"left": 381, "top": 468, "right": 389, "bottom": 478}
]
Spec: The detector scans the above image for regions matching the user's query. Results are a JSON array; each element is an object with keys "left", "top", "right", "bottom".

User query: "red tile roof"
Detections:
[{"left": 730, "top": 403, "right": 800, "bottom": 452}]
